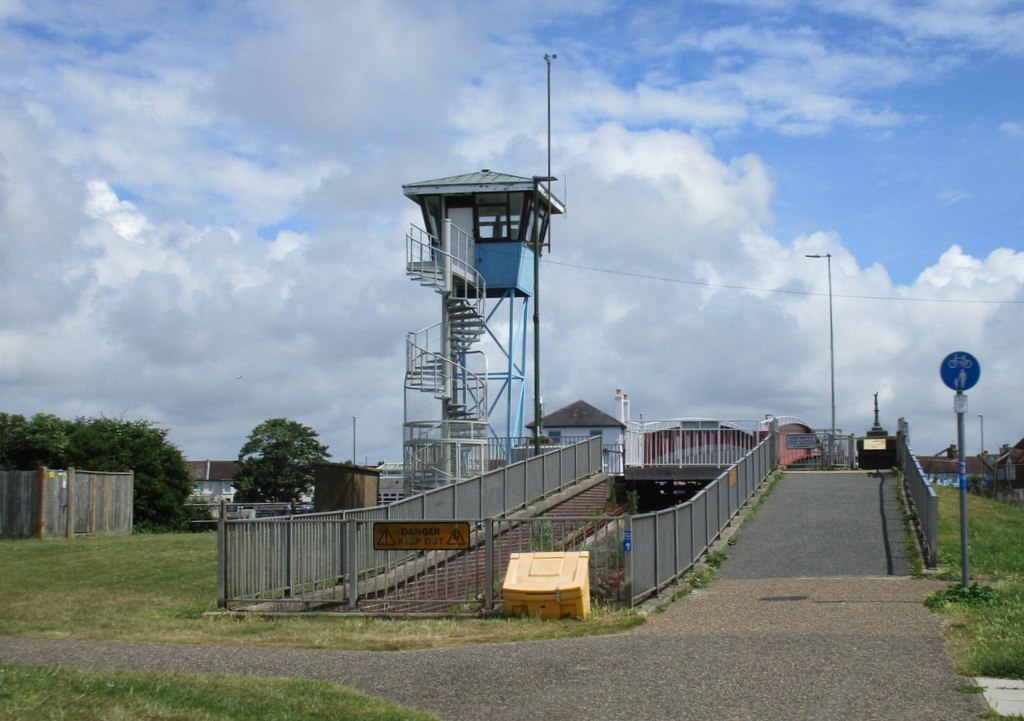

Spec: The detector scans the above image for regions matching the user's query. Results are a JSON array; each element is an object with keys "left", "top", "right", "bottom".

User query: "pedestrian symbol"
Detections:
[{"left": 940, "top": 352, "right": 980, "bottom": 391}]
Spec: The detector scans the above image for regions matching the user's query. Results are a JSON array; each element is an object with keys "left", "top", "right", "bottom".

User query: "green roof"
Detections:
[{"left": 403, "top": 170, "right": 564, "bottom": 213}]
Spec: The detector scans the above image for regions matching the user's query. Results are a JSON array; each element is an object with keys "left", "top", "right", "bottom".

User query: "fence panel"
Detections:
[
  {"left": 0, "top": 471, "right": 40, "bottom": 538},
  {"left": 630, "top": 514, "right": 656, "bottom": 600},
  {"left": 655, "top": 509, "right": 677, "bottom": 590},
  {"left": 675, "top": 502, "right": 695, "bottom": 571},
  {"left": 1, "top": 469, "right": 132, "bottom": 538},
  {"left": 543, "top": 451, "right": 561, "bottom": 496},
  {"left": 455, "top": 477, "right": 481, "bottom": 518},
  {"left": 424, "top": 486, "right": 454, "bottom": 519},
  {"left": 690, "top": 490, "right": 709, "bottom": 561},
  {"left": 480, "top": 471, "right": 505, "bottom": 518}
]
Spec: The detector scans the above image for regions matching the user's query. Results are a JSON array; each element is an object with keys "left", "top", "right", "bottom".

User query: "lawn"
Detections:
[
  {"left": 0, "top": 531, "right": 642, "bottom": 720},
  {"left": 929, "top": 486, "right": 1024, "bottom": 679},
  {"left": 0, "top": 663, "right": 438, "bottom": 721},
  {"left": 0, "top": 532, "right": 642, "bottom": 649}
]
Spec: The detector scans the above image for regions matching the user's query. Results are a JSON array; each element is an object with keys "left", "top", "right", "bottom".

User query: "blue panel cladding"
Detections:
[{"left": 476, "top": 242, "right": 534, "bottom": 297}]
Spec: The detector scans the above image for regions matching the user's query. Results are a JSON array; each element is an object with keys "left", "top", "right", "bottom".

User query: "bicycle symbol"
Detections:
[{"left": 947, "top": 353, "right": 974, "bottom": 369}]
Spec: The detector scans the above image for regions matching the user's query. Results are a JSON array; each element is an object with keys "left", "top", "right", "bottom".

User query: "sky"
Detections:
[{"left": 1, "top": 0, "right": 1022, "bottom": 466}]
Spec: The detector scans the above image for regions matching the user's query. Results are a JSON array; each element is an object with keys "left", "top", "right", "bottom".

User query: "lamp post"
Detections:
[
  {"left": 806, "top": 253, "right": 836, "bottom": 467},
  {"left": 533, "top": 52, "right": 556, "bottom": 457},
  {"left": 978, "top": 413, "right": 984, "bottom": 455}
]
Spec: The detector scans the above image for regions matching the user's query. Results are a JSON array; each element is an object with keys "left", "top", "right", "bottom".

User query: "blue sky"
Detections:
[{"left": 1, "top": 0, "right": 1022, "bottom": 464}]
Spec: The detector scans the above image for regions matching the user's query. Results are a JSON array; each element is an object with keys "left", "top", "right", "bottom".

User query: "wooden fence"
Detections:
[{"left": 0, "top": 468, "right": 134, "bottom": 538}]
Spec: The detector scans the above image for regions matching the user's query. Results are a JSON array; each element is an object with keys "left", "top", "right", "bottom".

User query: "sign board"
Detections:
[
  {"left": 940, "top": 351, "right": 980, "bottom": 391},
  {"left": 863, "top": 438, "right": 887, "bottom": 450},
  {"left": 623, "top": 530, "right": 632, "bottom": 553},
  {"left": 954, "top": 394, "right": 968, "bottom": 413},
  {"left": 373, "top": 521, "right": 471, "bottom": 551},
  {"left": 786, "top": 433, "right": 818, "bottom": 450}
]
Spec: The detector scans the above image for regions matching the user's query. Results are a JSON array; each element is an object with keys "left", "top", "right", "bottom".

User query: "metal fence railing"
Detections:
[
  {"left": 218, "top": 438, "right": 604, "bottom": 607},
  {"left": 217, "top": 430, "right": 779, "bottom": 613},
  {"left": 627, "top": 433, "right": 774, "bottom": 604},
  {"left": 896, "top": 418, "right": 938, "bottom": 568}
]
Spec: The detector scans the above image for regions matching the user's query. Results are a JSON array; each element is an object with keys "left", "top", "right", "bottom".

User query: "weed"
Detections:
[
  {"left": 956, "top": 683, "right": 986, "bottom": 695},
  {"left": 925, "top": 582, "right": 997, "bottom": 610},
  {"left": 706, "top": 550, "right": 727, "bottom": 568}
]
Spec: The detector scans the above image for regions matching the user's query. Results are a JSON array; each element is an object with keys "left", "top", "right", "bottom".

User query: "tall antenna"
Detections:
[{"left": 544, "top": 53, "right": 556, "bottom": 250}]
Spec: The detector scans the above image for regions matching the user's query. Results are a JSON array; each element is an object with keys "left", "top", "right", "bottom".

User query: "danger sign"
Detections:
[{"left": 373, "top": 521, "right": 471, "bottom": 551}]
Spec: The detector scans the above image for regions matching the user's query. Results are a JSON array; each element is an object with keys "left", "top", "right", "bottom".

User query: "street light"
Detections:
[
  {"left": 806, "top": 253, "right": 836, "bottom": 467},
  {"left": 978, "top": 413, "right": 984, "bottom": 455}
]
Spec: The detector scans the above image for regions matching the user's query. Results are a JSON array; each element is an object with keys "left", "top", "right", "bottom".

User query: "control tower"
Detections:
[{"left": 402, "top": 170, "right": 564, "bottom": 492}]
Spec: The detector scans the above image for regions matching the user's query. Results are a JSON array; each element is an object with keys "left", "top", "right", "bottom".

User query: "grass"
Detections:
[
  {"left": 0, "top": 664, "right": 438, "bottom": 721},
  {"left": 929, "top": 486, "right": 1024, "bottom": 679},
  {"left": 0, "top": 533, "right": 642, "bottom": 650},
  {"left": 0, "top": 531, "right": 642, "bottom": 719}
]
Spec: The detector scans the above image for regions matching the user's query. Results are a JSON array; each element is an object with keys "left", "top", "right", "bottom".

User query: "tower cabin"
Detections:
[{"left": 403, "top": 170, "right": 565, "bottom": 297}]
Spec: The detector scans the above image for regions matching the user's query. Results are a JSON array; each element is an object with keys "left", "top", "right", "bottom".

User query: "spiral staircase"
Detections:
[{"left": 403, "top": 221, "right": 489, "bottom": 492}]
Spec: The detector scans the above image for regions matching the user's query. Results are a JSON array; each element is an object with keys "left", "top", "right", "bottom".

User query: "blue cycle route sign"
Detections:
[{"left": 940, "top": 351, "right": 980, "bottom": 391}]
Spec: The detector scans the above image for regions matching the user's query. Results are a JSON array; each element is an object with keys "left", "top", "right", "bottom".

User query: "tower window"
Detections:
[{"left": 474, "top": 192, "right": 527, "bottom": 242}]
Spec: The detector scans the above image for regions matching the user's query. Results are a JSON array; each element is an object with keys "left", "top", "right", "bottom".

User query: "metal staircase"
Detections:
[{"left": 404, "top": 221, "right": 489, "bottom": 492}]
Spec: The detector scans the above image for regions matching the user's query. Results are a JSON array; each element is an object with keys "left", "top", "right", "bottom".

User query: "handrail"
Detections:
[{"left": 896, "top": 419, "right": 938, "bottom": 568}]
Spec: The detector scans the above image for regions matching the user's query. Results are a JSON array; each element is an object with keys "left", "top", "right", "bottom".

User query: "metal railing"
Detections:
[
  {"left": 626, "top": 433, "right": 774, "bottom": 603},
  {"left": 896, "top": 418, "right": 938, "bottom": 568},
  {"left": 218, "top": 437, "right": 603, "bottom": 607},
  {"left": 217, "top": 430, "right": 779, "bottom": 612},
  {"left": 625, "top": 418, "right": 774, "bottom": 467}
]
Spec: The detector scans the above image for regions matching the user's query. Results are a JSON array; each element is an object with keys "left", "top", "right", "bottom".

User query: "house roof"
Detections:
[
  {"left": 917, "top": 455, "right": 987, "bottom": 475},
  {"left": 527, "top": 400, "right": 625, "bottom": 430},
  {"left": 402, "top": 170, "right": 565, "bottom": 214},
  {"left": 186, "top": 460, "right": 238, "bottom": 481}
]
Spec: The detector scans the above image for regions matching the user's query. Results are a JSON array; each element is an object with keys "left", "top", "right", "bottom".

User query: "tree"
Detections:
[
  {"left": 67, "top": 417, "right": 194, "bottom": 531},
  {"left": 0, "top": 413, "right": 73, "bottom": 470},
  {"left": 234, "top": 418, "right": 330, "bottom": 502}
]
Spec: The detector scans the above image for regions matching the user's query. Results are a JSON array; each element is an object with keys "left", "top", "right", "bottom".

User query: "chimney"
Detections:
[{"left": 616, "top": 389, "right": 630, "bottom": 423}]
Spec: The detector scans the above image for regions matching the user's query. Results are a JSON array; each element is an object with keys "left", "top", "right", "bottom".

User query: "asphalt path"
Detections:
[{"left": 0, "top": 471, "right": 985, "bottom": 720}]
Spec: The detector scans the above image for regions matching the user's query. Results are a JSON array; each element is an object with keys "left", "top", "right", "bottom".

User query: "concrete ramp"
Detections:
[{"left": 719, "top": 470, "right": 912, "bottom": 579}]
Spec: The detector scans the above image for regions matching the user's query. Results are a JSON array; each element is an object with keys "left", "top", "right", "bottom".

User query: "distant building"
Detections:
[
  {"left": 312, "top": 462, "right": 380, "bottom": 511},
  {"left": 376, "top": 461, "right": 406, "bottom": 505},
  {"left": 993, "top": 439, "right": 1024, "bottom": 502},
  {"left": 916, "top": 445, "right": 992, "bottom": 488},
  {"left": 528, "top": 399, "right": 626, "bottom": 447},
  {"left": 186, "top": 460, "right": 238, "bottom": 502},
  {"left": 527, "top": 398, "right": 627, "bottom": 473}
]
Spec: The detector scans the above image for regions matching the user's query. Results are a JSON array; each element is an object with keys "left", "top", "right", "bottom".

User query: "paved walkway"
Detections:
[{"left": 0, "top": 471, "right": 987, "bottom": 720}]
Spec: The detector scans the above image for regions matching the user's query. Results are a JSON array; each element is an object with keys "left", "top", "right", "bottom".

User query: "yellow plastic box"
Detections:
[{"left": 502, "top": 551, "right": 591, "bottom": 620}]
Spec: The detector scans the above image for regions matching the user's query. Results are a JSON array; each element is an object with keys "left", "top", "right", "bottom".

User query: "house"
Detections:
[
  {"left": 529, "top": 399, "right": 626, "bottom": 446},
  {"left": 993, "top": 439, "right": 1024, "bottom": 502},
  {"left": 186, "top": 460, "right": 238, "bottom": 502},
  {"left": 916, "top": 445, "right": 992, "bottom": 488},
  {"left": 527, "top": 398, "right": 628, "bottom": 473}
]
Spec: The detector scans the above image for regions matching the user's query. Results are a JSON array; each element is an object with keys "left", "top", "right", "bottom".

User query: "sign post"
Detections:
[{"left": 940, "top": 351, "right": 981, "bottom": 588}]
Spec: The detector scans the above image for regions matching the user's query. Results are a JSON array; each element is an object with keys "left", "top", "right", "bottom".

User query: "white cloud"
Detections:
[
  {"left": 1000, "top": 120, "right": 1024, "bottom": 137},
  {"left": 0, "top": 0, "right": 1022, "bottom": 469}
]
